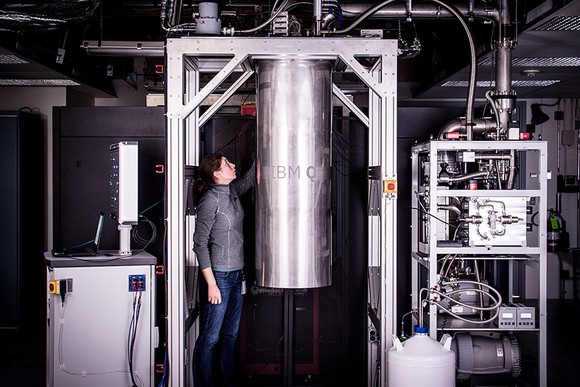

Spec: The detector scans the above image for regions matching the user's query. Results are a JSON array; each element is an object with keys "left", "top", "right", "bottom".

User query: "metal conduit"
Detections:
[
  {"left": 339, "top": 3, "right": 499, "bottom": 23},
  {"left": 438, "top": 118, "right": 496, "bottom": 139},
  {"left": 325, "top": 0, "right": 478, "bottom": 139}
]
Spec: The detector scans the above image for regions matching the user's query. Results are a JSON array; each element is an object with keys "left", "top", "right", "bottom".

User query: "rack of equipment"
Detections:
[{"left": 410, "top": 140, "right": 548, "bottom": 386}]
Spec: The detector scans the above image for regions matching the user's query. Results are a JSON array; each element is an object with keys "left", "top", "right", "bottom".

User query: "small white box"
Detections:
[
  {"left": 514, "top": 303, "right": 535, "bottom": 329},
  {"left": 360, "top": 29, "right": 383, "bottom": 38},
  {"left": 498, "top": 304, "right": 517, "bottom": 328},
  {"left": 110, "top": 141, "right": 139, "bottom": 225},
  {"left": 462, "top": 151, "right": 476, "bottom": 162},
  {"left": 508, "top": 127, "right": 520, "bottom": 140}
]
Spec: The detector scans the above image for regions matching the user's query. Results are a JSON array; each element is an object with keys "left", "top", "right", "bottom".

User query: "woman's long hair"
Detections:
[{"left": 191, "top": 152, "right": 225, "bottom": 206}]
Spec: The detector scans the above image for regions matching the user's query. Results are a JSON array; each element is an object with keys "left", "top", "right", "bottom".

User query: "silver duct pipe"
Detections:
[
  {"left": 313, "top": 0, "right": 323, "bottom": 35},
  {"left": 430, "top": 0, "right": 477, "bottom": 139},
  {"left": 439, "top": 170, "right": 489, "bottom": 185},
  {"left": 507, "top": 149, "right": 516, "bottom": 189},
  {"left": 82, "top": 41, "right": 164, "bottom": 57},
  {"left": 468, "top": 0, "right": 475, "bottom": 18},
  {"left": 474, "top": 154, "right": 513, "bottom": 160},
  {"left": 170, "top": 0, "right": 182, "bottom": 27},
  {"left": 493, "top": 0, "right": 517, "bottom": 136},
  {"left": 406, "top": 0, "right": 413, "bottom": 19},
  {"left": 321, "top": 13, "right": 337, "bottom": 29},
  {"left": 495, "top": 47, "right": 513, "bottom": 130},
  {"left": 473, "top": 260, "right": 484, "bottom": 320},
  {"left": 339, "top": 3, "right": 499, "bottom": 23},
  {"left": 327, "top": 0, "right": 478, "bottom": 135},
  {"left": 438, "top": 118, "right": 496, "bottom": 139},
  {"left": 255, "top": 59, "right": 333, "bottom": 289},
  {"left": 438, "top": 205, "right": 461, "bottom": 215}
]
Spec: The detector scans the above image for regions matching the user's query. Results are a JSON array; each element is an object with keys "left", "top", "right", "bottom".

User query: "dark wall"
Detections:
[
  {"left": 0, "top": 111, "right": 44, "bottom": 330},
  {"left": 53, "top": 106, "right": 165, "bottom": 258}
]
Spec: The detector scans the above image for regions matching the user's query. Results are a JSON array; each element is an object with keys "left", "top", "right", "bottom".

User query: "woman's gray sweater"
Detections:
[{"left": 193, "top": 162, "right": 255, "bottom": 271}]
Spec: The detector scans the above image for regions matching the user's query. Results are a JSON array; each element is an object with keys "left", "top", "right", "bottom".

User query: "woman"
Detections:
[{"left": 191, "top": 152, "right": 255, "bottom": 387}]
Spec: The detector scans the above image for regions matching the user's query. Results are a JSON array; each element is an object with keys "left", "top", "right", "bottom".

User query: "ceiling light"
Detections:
[
  {"left": 522, "top": 69, "right": 540, "bottom": 77},
  {"left": 441, "top": 79, "right": 560, "bottom": 87},
  {"left": 513, "top": 57, "right": 580, "bottom": 67},
  {"left": 479, "top": 56, "right": 580, "bottom": 67},
  {"left": 512, "top": 79, "right": 560, "bottom": 87},
  {"left": 441, "top": 80, "right": 494, "bottom": 87},
  {"left": 0, "top": 79, "right": 80, "bottom": 86},
  {"left": 0, "top": 54, "right": 29, "bottom": 65},
  {"left": 534, "top": 16, "right": 580, "bottom": 31}
]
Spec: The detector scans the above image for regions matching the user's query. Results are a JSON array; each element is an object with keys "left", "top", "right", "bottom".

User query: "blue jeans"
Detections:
[{"left": 193, "top": 269, "right": 243, "bottom": 387}]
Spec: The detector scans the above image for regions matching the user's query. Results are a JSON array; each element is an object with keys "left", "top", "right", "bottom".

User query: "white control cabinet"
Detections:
[{"left": 46, "top": 252, "right": 157, "bottom": 387}]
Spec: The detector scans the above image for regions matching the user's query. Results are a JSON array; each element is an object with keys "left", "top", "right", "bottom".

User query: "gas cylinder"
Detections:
[{"left": 388, "top": 326, "right": 456, "bottom": 387}]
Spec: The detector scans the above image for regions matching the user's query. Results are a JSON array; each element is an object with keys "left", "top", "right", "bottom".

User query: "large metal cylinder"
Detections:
[{"left": 255, "top": 59, "right": 332, "bottom": 288}]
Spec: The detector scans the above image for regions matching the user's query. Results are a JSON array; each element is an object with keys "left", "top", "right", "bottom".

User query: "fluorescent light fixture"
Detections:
[
  {"left": 512, "top": 79, "right": 560, "bottom": 87},
  {"left": 535, "top": 16, "right": 580, "bottom": 31},
  {"left": 512, "top": 57, "right": 580, "bottom": 67},
  {"left": 0, "top": 54, "right": 29, "bottom": 65},
  {"left": 441, "top": 80, "right": 493, "bottom": 87},
  {"left": 525, "top": 0, "right": 554, "bottom": 24},
  {"left": 441, "top": 79, "right": 560, "bottom": 87},
  {"left": 479, "top": 56, "right": 580, "bottom": 67},
  {"left": 0, "top": 79, "right": 81, "bottom": 86}
]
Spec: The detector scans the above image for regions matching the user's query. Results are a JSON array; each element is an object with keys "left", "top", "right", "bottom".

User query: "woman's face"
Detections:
[{"left": 214, "top": 157, "right": 236, "bottom": 184}]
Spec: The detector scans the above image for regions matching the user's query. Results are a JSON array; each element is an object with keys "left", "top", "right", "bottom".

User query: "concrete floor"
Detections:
[{"left": 1, "top": 300, "right": 579, "bottom": 387}]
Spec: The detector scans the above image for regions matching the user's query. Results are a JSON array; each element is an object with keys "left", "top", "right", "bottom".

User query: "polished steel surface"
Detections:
[{"left": 255, "top": 59, "right": 332, "bottom": 288}]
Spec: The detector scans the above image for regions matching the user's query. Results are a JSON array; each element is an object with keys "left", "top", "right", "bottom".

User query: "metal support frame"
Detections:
[
  {"left": 410, "top": 140, "right": 548, "bottom": 387},
  {"left": 165, "top": 37, "right": 397, "bottom": 386},
  {"left": 283, "top": 290, "right": 294, "bottom": 387}
]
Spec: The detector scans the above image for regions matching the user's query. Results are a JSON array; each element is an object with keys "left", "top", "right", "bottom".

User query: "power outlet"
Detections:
[{"left": 129, "top": 275, "right": 146, "bottom": 292}]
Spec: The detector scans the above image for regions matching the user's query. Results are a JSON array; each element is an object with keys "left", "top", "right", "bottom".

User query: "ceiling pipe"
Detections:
[
  {"left": 313, "top": 0, "right": 323, "bottom": 35},
  {"left": 438, "top": 118, "right": 496, "bottom": 139},
  {"left": 340, "top": 1, "right": 511, "bottom": 141},
  {"left": 491, "top": 0, "right": 517, "bottom": 137},
  {"left": 430, "top": 0, "right": 477, "bottom": 140},
  {"left": 171, "top": 0, "right": 182, "bottom": 27},
  {"left": 323, "top": 1, "right": 480, "bottom": 139},
  {"left": 82, "top": 40, "right": 164, "bottom": 56},
  {"left": 339, "top": 3, "right": 499, "bottom": 23}
]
